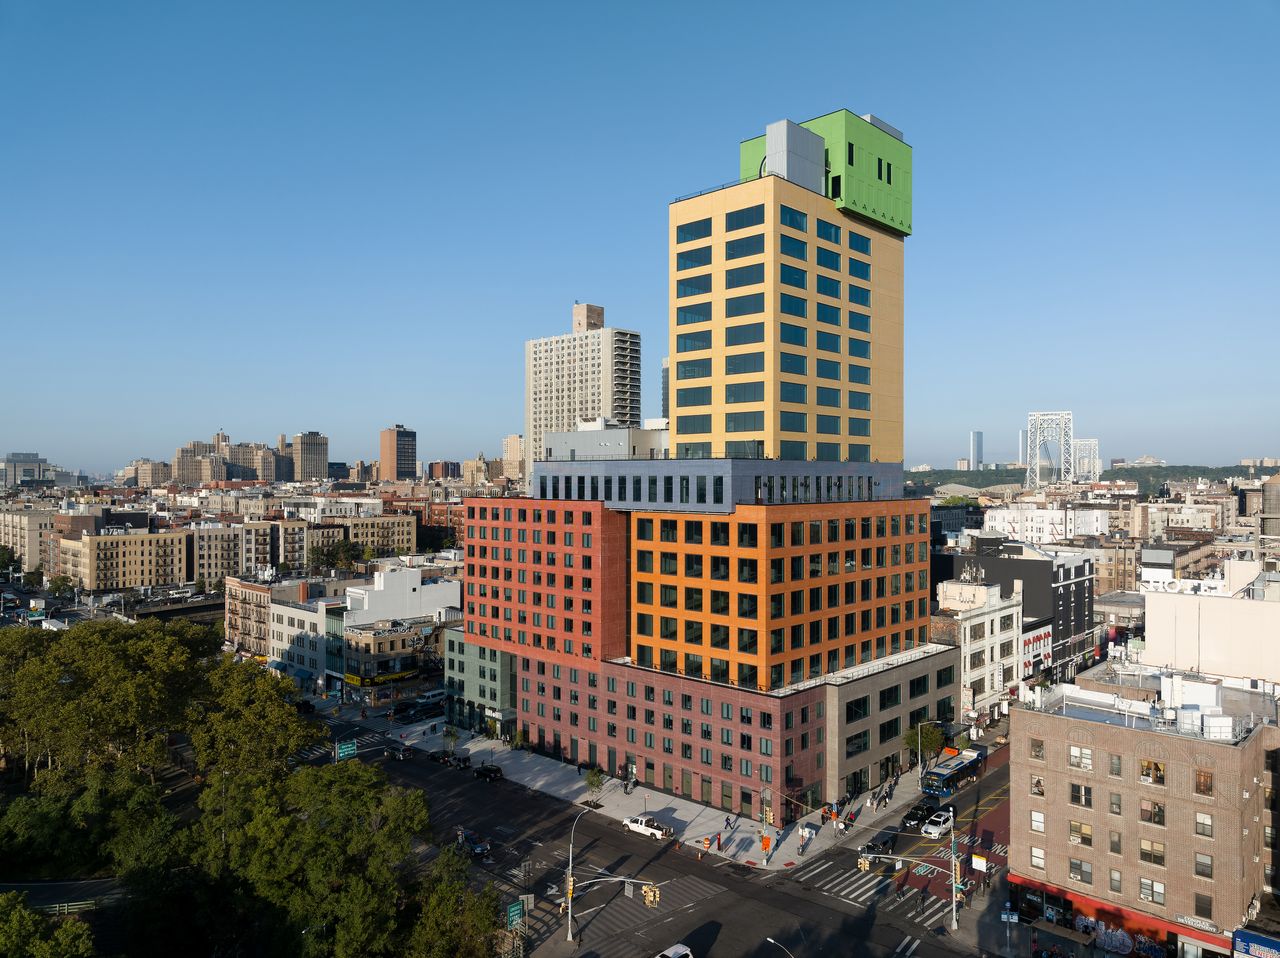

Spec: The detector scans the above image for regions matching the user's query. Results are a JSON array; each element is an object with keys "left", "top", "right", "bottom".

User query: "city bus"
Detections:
[{"left": 921, "top": 747, "right": 984, "bottom": 798}]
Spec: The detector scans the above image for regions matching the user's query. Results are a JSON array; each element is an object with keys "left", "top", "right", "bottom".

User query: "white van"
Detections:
[{"left": 415, "top": 689, "right": 447, "bottom": 707}]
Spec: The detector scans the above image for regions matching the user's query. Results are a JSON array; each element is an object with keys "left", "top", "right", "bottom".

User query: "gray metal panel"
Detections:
[{"left": 765, "top": 120, "right": 825, "bottom": 195}]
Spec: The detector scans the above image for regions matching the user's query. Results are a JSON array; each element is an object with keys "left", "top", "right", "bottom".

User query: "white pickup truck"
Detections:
[{"left": 622, "top": 816, "right": 673, "bottom": 840}]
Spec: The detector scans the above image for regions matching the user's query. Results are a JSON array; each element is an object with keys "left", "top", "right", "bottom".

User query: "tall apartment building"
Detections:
[
  {"left": 0, "top": 504, "right": 56, "bottom": 572},
  {"left": 501, "top": 434, "right": 524, "bottom": 480},
  {"left": 524, "top": 303, "right": 641, "bottom": 477},
  {"left": 292, "top": 431, "right": 329, "bottom": 482},
  {"left": 668, "top": 111, "right": 909, "bottom": 463},
  {"left": 379, "top": 425, "right": 417, "bottom": 482},
  {"left": 1009, "top": 662, "right": 1279, "bottom": 958},
  {"left": 969, "top": 430, "right": 983, "bottom": 471}
]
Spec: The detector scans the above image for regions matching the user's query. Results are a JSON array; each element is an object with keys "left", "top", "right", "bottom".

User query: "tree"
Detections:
[
  {"left": 21, "top": 566, "right": 42, "bottom": 590},
  {"left": 362, "top": 545, "right": 376, "bottom": 562},
  {"left": 584, "top": 767, "right": 605, "bottom": 806},
  {"left": 47, "top": 575, "right": 74, "bottom": 599},
  {"left": 193, "top": 577, "right": 206, "bottom": 595},
  {"left": 0, "top": 545, "right": 16, "bottom": 571},
  {"left": 939, "top": 495, "right": 975, "bottom": 507},
  {"left": 407, "top": 846, "right": 500, "bottom": 958},
  {"left": 903, "top": 722, "right": 946, "bottom": 765},
  {"left": 0, "top": 891, "right": 95, "bottom": 958},
  {"left": 442, "top": 725, "right": 459, "bottom": 753}
]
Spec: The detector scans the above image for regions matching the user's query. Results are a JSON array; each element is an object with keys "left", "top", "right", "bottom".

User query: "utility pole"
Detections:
[{"left": 950, "top": 830, "right": 960, "bottom": 931}]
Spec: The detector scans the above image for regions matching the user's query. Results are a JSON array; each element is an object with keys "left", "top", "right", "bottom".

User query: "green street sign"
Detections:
[
  {"left": 336, "top": 740, "right": 358, "bottom": 760},
  {"left": 506, "top": 900, "right": 524, "bottom": 929}
]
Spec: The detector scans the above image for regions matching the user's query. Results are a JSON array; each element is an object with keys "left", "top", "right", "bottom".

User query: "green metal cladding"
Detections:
[{"left": 739, "top": 109, "right": 912, "bottom": 236}]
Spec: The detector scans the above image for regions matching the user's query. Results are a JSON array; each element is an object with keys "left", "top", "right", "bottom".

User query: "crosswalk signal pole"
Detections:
[{"left": 950, "top": 832, "right": 960, "bottom": 931}]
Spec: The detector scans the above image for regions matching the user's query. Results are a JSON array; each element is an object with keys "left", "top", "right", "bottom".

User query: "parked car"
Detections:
[
  {"left": 392, "top": 701, "right": 415, "bottom": 716},
  {"left": 622, "top": 816, "right": 673, "bottom": 840},
  {"left": 921, "top": 809, "right": 955, "bottom": 839},
  {"left": 900, "top": 801, "right": 937, "bottom": 831},
  {"left": 427, "top": 749, "right": 452, "bottom": 764},
  {"left": 447, "top": 750, "right": 471, "bottom": 769},
  {"left": 473, "top": 763, "right": 504, "bottom": 781},
  {"left": 384, "top": 744, "right": 415, "bottom": 761},
  {"left": 455, "top": 827, "right": 491, "bottom": 857}
]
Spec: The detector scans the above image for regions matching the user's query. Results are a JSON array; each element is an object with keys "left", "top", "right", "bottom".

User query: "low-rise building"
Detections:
[
  {"left": 0, "top": 504, "right": 56, "bottom": 572},
  {"left": 444, "top": 626, "right": 518, "bottom": 735},
  {"left": 983, "top": 503, "right": 1109, "bottom": 545},
  {"left": 931, "top": 578, "right": 1023, "bottom": 727}
]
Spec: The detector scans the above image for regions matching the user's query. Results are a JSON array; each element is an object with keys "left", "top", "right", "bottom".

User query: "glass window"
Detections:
[
  {"left": 848, "top": 257, "right": 871, "bottom": 280},
  {"left": 779, "top": 294, "right": 806, "bottom": 318},
  {"left": 1109, "top": 754, "right": 1122, "bottom": 776},
  {"left": 676, "top": 386, "right": 711, "bottom": 407},
  {"left": 725, "top": 263, "right": 764, "bottom": 289},
  {"left": 677, "top": 330, "right": 712, "bottom": 352},
  {"left": 780, "top": 381, "right": 807, "bottom": 404},
  {"left": 1069, "top": 859, "right": 1092, "bottom": 884},
  {"left": 1139, "top": 878, "right": 1165, "bottom": 905},
  {"left": 816, "top": 386, "right": 840, "bottom": 407},
  {"left": 848, "top": 390, "right": 871, "bottom": 410},
  {"left": 725, "top": 292, "right": 765, "bottom": 317},
  {"left": 676, "top": 358, "right": 711, "bottom": 379},
  {"left": 780, "top": 323, "right": 807, "bottom": 347},
  {"left": 1030, "top": 846, "right": 1045, "bottom": 869},
  {"left": 1110, "top": 831, "right": 1122, "bottom": 854},
  {"left": 677, "top": 274, "right": 712, "bottom": 298},
  {"left": 848, "top": 311, "right": 871, "bottom": 333},
  {"left": 677, "top": 246, "right": 711, "bottom": 270},
  {"left": 849, "top": 284, "right": 871, "bottom": 307},
  {"left": 1195, "top": 769, "right": 1214, "bottom": 796},
  {"left": 847, "top": 417, "right": 870, "bottom": 437},
  {"left": 676, "top": 415, "right": 711, "bottom": 434},
  {"left": 817, "top": 330, "right": 840, "bottom": 353},
  {"left": 725, "top": 233, "right": 764, "bottom": 260},
  {"left": 1194, "top": 853, "right": 1213, "bottom": 878},
  {"left": 848, "top": 364, "right": 871, "bottom": 385},
  {"left": 1194, "top": 893, "right": 1213, "bottom": 920},
  {"left": 780, "top": 411, "right": 807, "bottom": 433},
  {"left": 1069, "top": 745, "right": 1093, "bottom": 771},
  {"left": 726, "top": 351, "right": 765, "bottom": 375},
  {"left": 816, "top": 275, "right": 841, "bottom": 299},
  {"left": 848, "top": 338, "right": 871, "bottom": 359},
  {"left": 725, "top": 411, "right": 764, "bottom": 433},
  {"left": 780, "top": 234, "right": 807, "bottom": 261},
  {"left": 1070, "top": 821, "right": 1093, "bottom": 847},
  {"left": 816, "top": 301, "right": 840, "bottom": 325},
  {"left": 816, "top": 415, "right": 840, "bottom": 435},
  {"left": 1029, "top": 739, "right": 1045, "bottom": 760},
  {"left": 849, "top": 230, "right": 871, "bottom": 255},
  {"left": 1030, "top": 774, "right": 1045, "bottom": 796},
  {"left": 1069, "top": 783, "right": 1093, "bottom": 808},
  {"left": 725, "top": 381, "right": 764, "bottom": 404},
  {"left": 1110, "top": 792, "right": 1122, "bottom": 815},
  {"left": 1030, "top": 810, "right": 1045, "bottom": 833},
  {"left": 725, "top": 204, "right": 765, "bottom": 232},
  {"left": 816, "top": 246, "right": 840, "bottom": 271},
  {"left": 1139, "top": 759, "right": 1166, "bottom": 786},
  {"left": 725, "top": 322, "right": 765, "bottom": 346},
  {"left": 1110, "top": 869, "right": 1122, "bottom": 893},
  {"left": 677, "top": 302, "right": 712, "bottom": 325},
  {"left": 1139, "top": 799, "right": 1165, "bottom": 825},
  {"left": 817, "top": 219, "right": 840, "bottom": 243},
  {"left": 816, "top": 359, "right": 840, "bottom": 380},
  {"left": 780, "top": 205, "right": 807, "bottom": 231},
  {"left": 780, "top": 264, "right": 807, "bottom": 290},
  {"left": 1139, "top": 838, "right": 1165, "bottom": 866},
  {"left": 677, "top": 218, "right": 712, "bottom": 243},
  {"left": 779, "top": 353, "right": 806, "bottom": 375},
  {"left": 1195, "top": 811, "right": 1213, "bottom": 837}
]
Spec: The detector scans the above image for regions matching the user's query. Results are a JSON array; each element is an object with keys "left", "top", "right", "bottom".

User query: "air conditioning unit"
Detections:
[
  {"left": 1244, "top": 791, "right": 1251, "bottom": 799},
  {"left": 1069, "top": 836, "right": 1081, "bottom": 844},
  {"left": 1140, "top": 775, "right": 1153, "bottom": 784},
  {"left": 1139, "top": 894, "right": 1153, "bottom": 902},
  {"left": 1070, "top": 872, "right": 1083, "bottom": 881},
  {"left": 1255, "top": 856, "right": 1262, "bottom": 863}
]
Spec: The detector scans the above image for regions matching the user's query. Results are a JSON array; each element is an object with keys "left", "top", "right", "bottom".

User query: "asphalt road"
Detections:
[{"left": 316, "top": 714, "right": 1006, "bottom": 958}]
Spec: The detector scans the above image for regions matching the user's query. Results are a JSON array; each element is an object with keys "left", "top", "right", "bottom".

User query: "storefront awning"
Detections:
[
  {"left": 267, "top": 660, "right": 285, "bottom": 671},
  {"left": 293, "top": 668, "right": 313, "bottom": 679}
]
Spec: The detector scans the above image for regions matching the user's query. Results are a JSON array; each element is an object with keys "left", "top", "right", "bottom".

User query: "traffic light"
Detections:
[
  {"left": 764, "top": 806, "right": 774, "bottom": 826},
  {"left": 566, "top": 876, "right": 575, "bottom": 899},
  {"left": 858, "top": 857, "right": 871, "bottom": 872},
  {"left": 953, "top": 859, "right": 962, "bottom": 886},
  {"left": 642, "top": 884, "right": 660, "bottom": 908}
]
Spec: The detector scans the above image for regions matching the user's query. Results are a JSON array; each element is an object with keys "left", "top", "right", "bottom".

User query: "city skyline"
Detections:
[{"left": 3, "top": 3, "right": 1278, "bottom": 473}]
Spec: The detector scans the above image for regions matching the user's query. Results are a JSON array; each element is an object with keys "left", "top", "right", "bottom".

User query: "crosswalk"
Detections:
[
  {"left": 295, "top": 730, "right": 390, "bottom": 762},
  {"left": 789, "top": 860, "right": 967, "bottom": 932}
]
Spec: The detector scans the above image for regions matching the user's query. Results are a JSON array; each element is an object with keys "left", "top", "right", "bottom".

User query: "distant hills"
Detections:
[{"left": 903, "top": 465, "right": 1258, "bottom": 497}]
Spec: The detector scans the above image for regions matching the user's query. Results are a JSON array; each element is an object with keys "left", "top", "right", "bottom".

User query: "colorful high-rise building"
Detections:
[
  {"left": 458, "top": 111, "right": 955, "bottom": 823},
  {"left": 378, "top": 424, "right": 417, "bottom": 482}
]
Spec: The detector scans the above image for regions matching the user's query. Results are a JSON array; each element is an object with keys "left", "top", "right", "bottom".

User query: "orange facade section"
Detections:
[{"left": 629, "top": 499, "right": 929, "bottom": 692}]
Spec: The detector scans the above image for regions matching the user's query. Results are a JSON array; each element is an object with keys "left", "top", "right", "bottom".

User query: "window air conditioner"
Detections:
[
  {"left": 1139, "top": 894, "right": 1153, "bottom": 902},
  {"left": 1069, "top": 836, "right": 1081, "bottom": 844},
  {"left": 1140, "top": 775, "right": 1153, "bottom": 784}
]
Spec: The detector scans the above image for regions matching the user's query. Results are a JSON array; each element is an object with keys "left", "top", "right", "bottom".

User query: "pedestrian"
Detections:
[
  {"left": 577, "top": 764, "right": 582, "bottom": 777},
  {"left": 775, "top": 828, "right": 782, "bottom": 845},
  {"left": 725, "top": 815, "right": 732, "bottom": 831}
]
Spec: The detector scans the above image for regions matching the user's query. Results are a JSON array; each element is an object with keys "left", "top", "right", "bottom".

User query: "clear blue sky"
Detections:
[{"left": 3, "top": 1, "right": 1277, "bottom": 474}]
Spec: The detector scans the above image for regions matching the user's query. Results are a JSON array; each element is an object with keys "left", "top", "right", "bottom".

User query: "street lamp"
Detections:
[
  {"left": 916, "top": 719, "right": 944, "bottom": 789},
  {"left": 765, "top": 938, "right": 797, "bottom": 958},
  {"left": 565, "top": 807, "right": 590, "bottom": 943}
]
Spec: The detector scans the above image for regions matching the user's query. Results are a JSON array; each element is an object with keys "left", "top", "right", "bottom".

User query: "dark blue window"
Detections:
[
  {"left": 780, "top": 323, "right": 807, "bottom": 347},
  {"left": 779, "top": 381, "right": 807, "bottom": 404},
  {"left": 848, "top": 258, "right": 871, "bottom": 281},
  {"left": 677, "top": 302, "right": 712, "bottom": 326},
  {"left": 817, "top": 219, "right": 841, "bottom": 244},
  {"left": 849, "top": 284, "right": 871, "bottom": 307},
  {"left": 677, "top": 358, "right": 711, "bottom": 380},
  {"left": 676, "top": 330, "right": 712, "bottom": 352},
  {"left": 725, "top": 352, "right": 765, "bottom": 375},
  {"left": 848, "top": 311, "right": 871, "bottom": 333},
  {"left": 726, "top": 205, "right": 765, "bottom": 232},
  {"left": 780, "top": 294, "right": 807, "bottom": 318},
  {"left": 725, "top": 411, "right": 764, "bottom": 432},
  {"left": 725, "top": 322, "right": 764, "bottom": 347},
  {"left": 816, "top": 302, "right": 840, "bottom": 325},
  {"left": 677, "top": 218, "right": 712, "bottom": 243},
  {"left": 816, "top": 246, "right": 840, "bottom": 271},
  {"left": 726, "top": 381, "right": 764, "bottom": 404},
  {"left": 848, "top": 443, "right": 870, "bottom": 463},
  {"left": 677, "top": 415, "right": 712, "bottom": 434},
  {"left": 725, "top": 293, "right": 765, "bottom": 318},
  {"left": 847, "top": 418, "right": 871, "bottom": 437},
  {"left": 816, "top": 415, "right": 840, "bottom": 435},
  {"left": 816, "top": 442, "right": 840, "bottom": 462},
  {"left": 677, "top": 246, "right": 712, "bottom": 271},
  {"left": 780, "top": 264, "right": 807, "bottom": 290},
  {"left": 725, "top": 263, "right": 764, "bottom": 289},
  {"left": 780, "top": 441, "right": 807, "bottom": 461},
  {"left": 848, "top": 390, "right": 871, "bottom": 410},
  {"left": 725, "top": 234, "right": 764, "bottom": 260},
  {"left": 679, "top": 442, "right": 711, "bottom": 459},
  {"left": 848, "top": 338, "right": 871, "bottom": 360},
  {"left": 780, "top": 205, "right": 808, "bottom": 232},
  {"left": 816, "top": 275, "right": 841, "bottom": 299},
  {"left": 849, "top": 231, "right": 871, "bottom": 255},
  {"left": 780, "top": 235, "right": 807, "bottom": 261},
  {"left": 847, "top": 364, "right": 871, "bottom": 385},
  {"left": 779, "top": 352, "right": 806, "bottom": 375},
  {"left": 816, "top": 386, "right": 840, "bottom": 407},
  {"left": 816, "top": 359, "right": 841, "bottom": 380},
  {"left": 780, "top": 411, "right": 807, "bottom": 433},
  {"left": 677, "top": 386, "right": 712, "bottom": 406},
  {"left": 677, "top": 275, "right": 712, "bottom": 298},
  {"left": 817, "top": 331, "right": 840, "bottom": 353}
]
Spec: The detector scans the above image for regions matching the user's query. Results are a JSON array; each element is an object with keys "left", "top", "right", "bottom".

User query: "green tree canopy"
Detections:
[
  {"left": 903, "top": 721, "right": 946, "bottom": 759},
  {"left": 407, "top": 846, "right": 500, "bottom": 958},
  {"left": 0, "top": 891, "right": 95, "bottom": 958}
]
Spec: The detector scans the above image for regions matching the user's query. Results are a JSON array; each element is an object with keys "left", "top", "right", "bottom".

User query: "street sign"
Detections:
[
  {"left": 972, "top": 853, "right": 988, "bottom": 872},
  {"left": 335, "top": 740, "right": 358, "bottom": 760},
  {"left": 1001, "top": 911, "right": 1019, "bottom": 923},
  {"left": 506, "top": 900, "right": 524, "bottom": 929}
]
